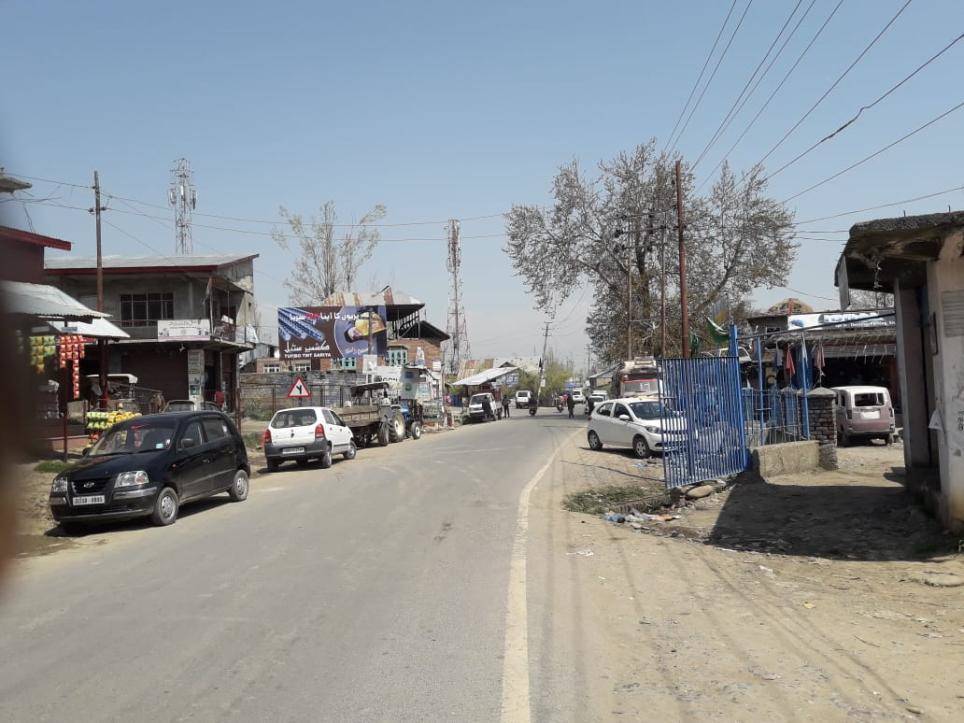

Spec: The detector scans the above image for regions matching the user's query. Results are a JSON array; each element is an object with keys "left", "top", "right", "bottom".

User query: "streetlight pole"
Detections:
[{"left": 675, "top": 160, "right": 690, "bottom": 358}]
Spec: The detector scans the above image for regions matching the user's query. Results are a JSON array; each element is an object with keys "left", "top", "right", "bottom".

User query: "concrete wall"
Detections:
[
  {"left": 389, "top": 338, "right": 443, "bottom": 370},
  {"left": 929, "top": 231, "right": 964, "bottom": 531},
  {"left": 751, "top": 440, "right": 821, "bottom": 477},
  {"left": 895, "top": 280, "right": 933, "bottom": 469}
]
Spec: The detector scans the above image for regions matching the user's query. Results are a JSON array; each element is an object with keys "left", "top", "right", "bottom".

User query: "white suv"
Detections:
[
  {"left": 570, "top": 388, "right": 585, "bottom": 404},
  {"left": 514, "top": 390, "right": 533, "bottom": 408},
  {"left": 587, "top": 397, "right": 686, "bottom": 458},
  {"left": 263, "top": 406, "right": 356, "bottom": 471}
]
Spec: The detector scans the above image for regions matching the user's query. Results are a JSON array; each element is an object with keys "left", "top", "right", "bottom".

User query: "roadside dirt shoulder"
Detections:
[{"left": 527, "top": 443, "right": 964, "bottom": 721}]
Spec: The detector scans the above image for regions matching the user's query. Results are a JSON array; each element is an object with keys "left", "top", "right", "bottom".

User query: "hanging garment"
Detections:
[{"left": 784, "top": 344, "right": 796, "bottom": 377}]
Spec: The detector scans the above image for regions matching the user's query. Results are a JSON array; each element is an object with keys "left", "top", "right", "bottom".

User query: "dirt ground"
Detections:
[{"left": 529, "top": 441, "right": 964, "bottom": 721}]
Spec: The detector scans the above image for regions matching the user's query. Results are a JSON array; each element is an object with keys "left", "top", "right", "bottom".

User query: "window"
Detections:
[
  {"left": 854, "top": 392, "right": 885, "bottom": 407},
  {"left": 612, "top": 403, "right": 630, "bottom": 420},
  {"left": 262, "top": 363, "right": 281, "bottom": 373},
  {"left": 178, "top": 421, "right": 204, "bottom": 449},
  {"left": 120, "top": 292, "right": 174, "bottom": 327},
  {"left": 330, "top": 411, "right": 345, "bottom": 427},
  {"left": 292, "top": 362, "right": 311, "bottom": 372},
  {"left": 596, "top": 403, "right": 613, "bottom": 417},
  {"left": 271, "top": 409, "right": 317, "bottom": 428},
  {"left": 322, "top": 409, "right": 336, "bottom": 425},
  {"left": 201, "top": 418, "right": 228, "bottom": 441},
  {"left": 387, "top": 347, "right": 408, "bottom": 367},
  {"left": 338, "top": 357, "right": 357, "bottom": 370}
]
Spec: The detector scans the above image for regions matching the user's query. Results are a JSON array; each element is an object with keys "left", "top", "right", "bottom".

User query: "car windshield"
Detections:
[
  {"left": 271, "top": 409, "right": 318, "bottom": 428},
  {"left": 166, "top": 401, "right": 194, "bottom": 411},
  {"left": 470, "top": 395, "right": 488, "bottom": 404},
  {"left": 629, "top": 401, "right": 670, "bottom": 420},
  {"left": 88, "top": 421, "right": 177, "bottom": 456}
]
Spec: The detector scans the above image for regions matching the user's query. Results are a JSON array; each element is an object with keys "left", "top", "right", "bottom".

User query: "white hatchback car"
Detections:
[
  {"left": 263, "top": 406, "right": 356, "bottom": 471},
  {"left": 587, "top": 397, "right": 686, "bottom": 458}
]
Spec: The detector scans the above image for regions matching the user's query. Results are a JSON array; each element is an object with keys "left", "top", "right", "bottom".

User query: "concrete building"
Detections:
[
  {"left": 46, "top": 253, "right": 259, "bottom": 409},
  {"left": 838, "top": 210, "right": 964, "bottom": 531}
]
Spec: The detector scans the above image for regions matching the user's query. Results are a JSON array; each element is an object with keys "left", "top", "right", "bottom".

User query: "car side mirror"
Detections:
[
  {"left": 180, "top": 437, "right": 197, "bottom": 449},
  {"left": 618, "top": 414, "right": 631, "bottom": 422},
  {"left": 81, "top": 446, "right": 90, "bottom": 457}
]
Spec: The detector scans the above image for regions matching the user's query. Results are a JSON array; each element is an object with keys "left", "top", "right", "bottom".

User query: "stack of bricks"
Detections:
[{"left": 805, "top": 386, "right": 838, "bottom": 470}]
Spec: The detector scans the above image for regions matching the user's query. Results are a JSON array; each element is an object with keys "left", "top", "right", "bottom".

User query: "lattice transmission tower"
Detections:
[
  {"left": 168, "top": 158, "right": 198, "bottom": 254},
  {"left": 445, "top": 219, "right": 470, "bottom": 375}
]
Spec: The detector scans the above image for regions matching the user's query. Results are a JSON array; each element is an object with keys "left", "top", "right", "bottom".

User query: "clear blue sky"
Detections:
[{"left": 3, "top": 0, "right": 963, "bottom": 366}]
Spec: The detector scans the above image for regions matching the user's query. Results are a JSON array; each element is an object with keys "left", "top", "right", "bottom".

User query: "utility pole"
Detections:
[
  {"left": 627, "top": 218, "right": 635, "bottom": 361},
  {"left": 659, "top": 212, "right": 668, "bottom": 358},
  {"left": 675, "top": 160, "right": 690, "bottom": 358},
  {"left": 91, "top": 171, "right": 108, "bottom": 408},
  {"left": 536, "top": 320, "right": 551, "bottom": 406},
  {"left": 445, "top": 219, "right": 470, "bottom": 376}
]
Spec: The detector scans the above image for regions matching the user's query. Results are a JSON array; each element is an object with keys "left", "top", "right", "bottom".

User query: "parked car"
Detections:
[
  {"left": 832, "top": 386, "right": 896, "bottom": 446},
  {"left": 515, "top": 390, "right": 533, "bottom": 409},
  {"left": 263, "top": 406, "right": 356, "bottom": 471},
  {"left": 570, "top": 388, "right": 585, "bottom": 404},
  {"left": 49, "top": 411, "right": 249, "bottom": 532},
  {"left": 164, "top": 399, "right": 222, "bottom": 412},
  {"left": 588, "top": 390, "right": 609, "bottom": 404},
  {"left": 467, "top": 392, "right": 500, "bottom": 422},
  {"left": 587, "top": 397, "right": 687, "bottom": 458}
]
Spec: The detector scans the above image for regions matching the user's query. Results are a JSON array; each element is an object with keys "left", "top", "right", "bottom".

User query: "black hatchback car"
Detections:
[{"left": 49, "top": 411, "right": 250, "bottom": 533}]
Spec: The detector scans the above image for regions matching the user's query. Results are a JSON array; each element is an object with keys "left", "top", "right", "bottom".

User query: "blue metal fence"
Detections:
[{"left": 660, "top": 353, "right": 748, "bottom": 488}]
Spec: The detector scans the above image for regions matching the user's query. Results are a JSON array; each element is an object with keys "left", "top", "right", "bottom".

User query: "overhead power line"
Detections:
[
  {"left": 793, "top": 182, "right": 964, "bottom": 225},
  {"left": 756, "top": 0, "right": 914, "bottom": 168},
  {"left": 782, "top": 98, "right": 964, "bottom": 203},
  {"left": 699, "top": 0, "right": 844, "bottom": 190},
  {"left": 765, "top": 29, "right": 964, "bottom": 182},
  {"left": 692, "top": 0, "right": 805, "bottom": 170},
  {"left": 663, "top": 0, "right": 739, "bottom": 153},
  {"left": 669, "top": 0, "right": 754, "bottom": 154}
]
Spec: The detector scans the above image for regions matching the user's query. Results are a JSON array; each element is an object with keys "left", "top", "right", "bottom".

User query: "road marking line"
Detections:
[{"left": 500, "top": 437, "right": 568, "bottom": 723}]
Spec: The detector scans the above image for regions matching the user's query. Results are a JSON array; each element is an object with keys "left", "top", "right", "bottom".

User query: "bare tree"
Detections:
[
  {"left": 273, "top": 201, "right": 387, "bottom": 304},
  {"left": 505, "top": 141, "right": 796, "bottom": 362}
]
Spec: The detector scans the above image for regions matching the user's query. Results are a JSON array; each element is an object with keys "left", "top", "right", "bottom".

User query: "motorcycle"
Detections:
[{"left": 529, "top": 404, "right": 537, "bottom": 417}]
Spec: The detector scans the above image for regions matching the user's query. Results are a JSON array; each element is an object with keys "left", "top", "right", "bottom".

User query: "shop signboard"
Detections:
[
  {"left": 278, "top": 306, "right": 388, "bottom": 362},
  {"left": 158, "top": 319, "right": 211, "bottom": 341}
]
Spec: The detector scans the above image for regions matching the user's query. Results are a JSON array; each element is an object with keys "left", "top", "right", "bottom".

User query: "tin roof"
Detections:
[
  {"left": 45, "top": 253, "right": 258, "bottom": 275},
  {"left": 0, "top": 225, "right": 72, "bottom": 251},
  {"left": 1, "top": 280, "right": 109, "bottom": 320},
  {"left": 451, "top": 366, "right": 518, "bottom": 387},
  {"left": 320, "top": 289, "right": 424, "bottom": 310}
]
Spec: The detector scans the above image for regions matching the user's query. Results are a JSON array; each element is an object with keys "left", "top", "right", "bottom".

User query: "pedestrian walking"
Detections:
[
  {"left": 502, "top": 394, "right": 510, "bottom": 419},
  {"left": 566, "top": 393, "right": 576, "bottom": 419}
]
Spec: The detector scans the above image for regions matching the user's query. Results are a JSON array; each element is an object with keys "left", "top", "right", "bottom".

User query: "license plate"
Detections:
[
  {"left": 860, "top": 411, "right": 880, "bottom": 420},
  {"left": 73, "top": 495, "right": 105, "bottom": 506},
  {"left": 282, "top": 447, "right": 305, "bottom": 455}
]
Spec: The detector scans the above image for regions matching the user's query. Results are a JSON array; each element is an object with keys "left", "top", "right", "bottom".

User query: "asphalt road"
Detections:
[{"left": 0, "top": 408, "right": 585, "bottom": 721}]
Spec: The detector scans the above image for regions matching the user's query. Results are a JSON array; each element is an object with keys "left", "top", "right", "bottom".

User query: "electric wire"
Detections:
[
  {"left": 781, "top": 98, "right": 964, "bottom": 204},
  {"left": 663, "top": 0, "right": 739, "bottom": 153}
]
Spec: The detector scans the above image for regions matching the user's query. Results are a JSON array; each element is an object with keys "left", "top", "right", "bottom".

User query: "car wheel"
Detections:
[
  {"left": 633, "top": 435, "right": 651, "bottom": 459},
  {"left": 151, "top": 487, "right": 179, "bottom": 526},
  {"left": 228, "top": 469, "right": 249, "bottom": 502},
  {"left": 320, "top": 447, "right": 333, "bottom": 469},
  {"left": 588, "top": 430, "right": 603, "bottom": 451},
  {"left": 267, "top": 459, "right": 279, "bottom": 472},
  {"left": 410, "top": 422, "right": 422, "bottom": 440},
  {"left": 58, "top": 521, "right": 86, "bottom": 536},
  {"left": 343, "top": 441, "right": 357, "bottom": 460},
  {"left": 377, "top": 424, "right": 390, "bottom": 446}
]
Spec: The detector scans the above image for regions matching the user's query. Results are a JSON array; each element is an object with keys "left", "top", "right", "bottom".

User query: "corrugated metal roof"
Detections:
[
  {"left": 320, "top": 289, "right": 423, "bottom": 308},
  {"left": 1, "top": 280, "right": 109, "bottom": 320},
  {"left": 48, "top": 317, "right": 130, "bottom": 339},
  {"left": 451, "top": 366, "right": 518, "bottom": 387},
  {"left": 45, "top": 253, "right": 258, "bottom": 271}
]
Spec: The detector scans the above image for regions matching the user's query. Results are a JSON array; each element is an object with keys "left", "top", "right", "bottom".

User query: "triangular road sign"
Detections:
[{"left": 286, "top": 375, "right": 310, "bottom": 398}]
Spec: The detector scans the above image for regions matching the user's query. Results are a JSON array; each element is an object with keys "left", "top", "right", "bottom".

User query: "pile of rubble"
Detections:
[{"left": 602, "top": 478, "right": 729, "bottom": 533}]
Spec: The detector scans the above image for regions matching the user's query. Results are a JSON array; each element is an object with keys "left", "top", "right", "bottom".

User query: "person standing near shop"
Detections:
[
  {"left": 501, "top": 394, "right": 510, "bottom": 419},
  {"left": 566, "top": 393, "right": 576, "bottom": 419}
]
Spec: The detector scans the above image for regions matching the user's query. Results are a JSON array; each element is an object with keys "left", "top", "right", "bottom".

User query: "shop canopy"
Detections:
[
  {"left": 1, "top": 280, "right": 108, "bottom": 321},
  {"left": 47, "top": 317, "right": 129, "bottom": 339},
  {"left": 450, "top": 366, "right": 518, "bottom": 387}
]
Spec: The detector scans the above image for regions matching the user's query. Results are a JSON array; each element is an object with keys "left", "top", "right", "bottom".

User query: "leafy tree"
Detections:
[
  {"left": 504, "top": 141, "right": 796, "bottom": 363},
  {"left": 273, "top": 201, "right": 387, "bottom": 304}
]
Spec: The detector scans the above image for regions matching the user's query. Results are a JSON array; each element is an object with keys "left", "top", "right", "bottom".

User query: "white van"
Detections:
[{"left": 831, "top": 386, "right": 896, "bottom": 446}]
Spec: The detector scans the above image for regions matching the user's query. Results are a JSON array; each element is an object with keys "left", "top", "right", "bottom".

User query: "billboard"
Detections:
[{"left": 278, "top": 306, "right": 388, "bottom": 362}]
